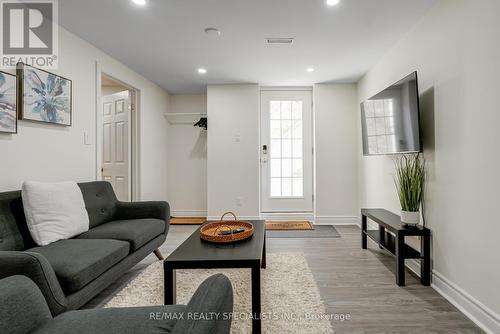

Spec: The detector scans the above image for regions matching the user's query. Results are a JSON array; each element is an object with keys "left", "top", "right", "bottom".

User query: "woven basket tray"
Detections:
[{"left": 200, "top": 212, "right": 254, "bottom": 243}]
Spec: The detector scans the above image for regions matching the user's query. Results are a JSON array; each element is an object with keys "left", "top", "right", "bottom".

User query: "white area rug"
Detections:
[{"left": 105, "top": 253, "right": 333, "bottom": 333}]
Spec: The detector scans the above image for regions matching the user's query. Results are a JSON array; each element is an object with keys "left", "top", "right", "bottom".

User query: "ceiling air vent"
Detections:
[{"left": 266, "top": 38, "right": 294, "bottom": 45}]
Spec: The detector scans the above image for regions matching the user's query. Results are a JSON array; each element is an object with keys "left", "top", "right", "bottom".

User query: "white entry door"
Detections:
[
  {"left": 261, "top": 90, "right": 313, "bottom": 213},
  {"left": 102, "top": 91, "right": 131, "bottom": 201}
]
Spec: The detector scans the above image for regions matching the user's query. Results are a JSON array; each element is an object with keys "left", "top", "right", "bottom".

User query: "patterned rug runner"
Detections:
[{"left": 265, "top": 221, "right": 313, "bottom": 230}]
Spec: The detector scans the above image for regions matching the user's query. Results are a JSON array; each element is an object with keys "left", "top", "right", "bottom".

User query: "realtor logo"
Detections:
[{"left": 1, "top": 0, "right": 58, "bottom": 69}]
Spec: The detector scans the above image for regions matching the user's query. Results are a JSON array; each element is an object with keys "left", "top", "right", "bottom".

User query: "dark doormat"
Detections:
[{"left": 266, "top": 225, "right": 340, "bottom": 238}]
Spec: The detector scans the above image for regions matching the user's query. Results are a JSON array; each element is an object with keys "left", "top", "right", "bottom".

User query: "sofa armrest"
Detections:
[
  {"left": 115, "top": 201, "right": 170, "bottom": 234},
  {"left": 0, "top": 251, "right": 68, "bottom": 316},
  {"left": 172, "top": 274, "right": 234, "bottom": 334}
]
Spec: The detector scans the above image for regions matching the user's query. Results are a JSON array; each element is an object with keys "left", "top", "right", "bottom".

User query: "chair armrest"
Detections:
[
  {"left": 0, "top": 276, "right": 53, "bottom": 333},
  {"left": 114, "top": 201, "right": 170, "bottom": 234},
  {"left": 172, "top": 274, "right": 234, "bottom": 334},
  {"left": 0, "top": 251, "right": 68, "bottom": 316}
]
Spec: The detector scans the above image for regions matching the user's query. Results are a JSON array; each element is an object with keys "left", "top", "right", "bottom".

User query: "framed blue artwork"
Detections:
[
  {"left": 17, "top": 63, "right": 72, "bottom": 126},
  {"left": 0, "top": 71, "right": 17, "bottom": 133}
]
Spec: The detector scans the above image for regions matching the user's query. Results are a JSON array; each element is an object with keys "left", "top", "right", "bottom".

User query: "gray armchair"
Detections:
[{"left": 0, "top": 274, "right": 233, "bottom": 334}]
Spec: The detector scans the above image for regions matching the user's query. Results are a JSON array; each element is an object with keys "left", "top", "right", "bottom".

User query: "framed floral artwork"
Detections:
[
  {"left": 17, "top": 63, "right": 72, "bottom": 126},
  {"left": 0, "top": 71, "right": 17, "bottom": 133}
]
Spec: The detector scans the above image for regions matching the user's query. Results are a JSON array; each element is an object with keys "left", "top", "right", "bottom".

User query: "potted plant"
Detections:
[{"left": 394, "top": 154, "right": 425, "bottom": 226}]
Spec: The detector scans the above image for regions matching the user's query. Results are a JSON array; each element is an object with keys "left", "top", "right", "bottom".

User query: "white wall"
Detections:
[
  {"left": 102, "top": 85, "right": 127, "bottom": 96},
  {"left": 0, "top": 27, "right": 171, "bottom": 201},
  {"left": 166, "top": 95, "right": 207, "bottom": 216},
  {"left": 207, "top": 85, "right": 260, "bottom": 219},
  {"left": 314, "top": 84, "right": 359, "bottom": 224},
  {"left": 357, "top": 0, "right": 500, "bottom": 329}
]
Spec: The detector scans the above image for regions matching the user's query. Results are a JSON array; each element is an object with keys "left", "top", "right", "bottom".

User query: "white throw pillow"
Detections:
[{"left": 22, "top": 181, "right": 90, "bottom": 246}]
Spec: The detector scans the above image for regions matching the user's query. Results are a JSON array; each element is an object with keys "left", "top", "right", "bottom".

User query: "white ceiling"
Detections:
[{"left": 59, "top": 0, "right": 436, "bottom": 94}]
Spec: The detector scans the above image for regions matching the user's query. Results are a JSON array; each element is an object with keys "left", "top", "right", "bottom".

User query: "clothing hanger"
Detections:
[{"left": 193, "top": 117, "right": 207, "bottom": 130}]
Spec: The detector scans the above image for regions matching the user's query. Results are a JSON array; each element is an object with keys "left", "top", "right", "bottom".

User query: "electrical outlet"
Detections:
[{"left": 235, "top": 197, "right": 243, "bottom": 207}]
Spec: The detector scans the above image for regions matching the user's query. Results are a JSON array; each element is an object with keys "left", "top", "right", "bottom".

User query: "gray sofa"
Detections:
[
  {"left": 0, "top": 274, "right": 233, "bottom": 334},
  {"left": 0, "top": 181, "right": 169, "bottom": 316}
]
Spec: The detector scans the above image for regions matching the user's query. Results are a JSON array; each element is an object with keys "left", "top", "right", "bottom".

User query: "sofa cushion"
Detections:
[
  {"left": 32, "top": 305, "right": 186, "bottom": 334},
  {"left": 27, "top": 239, "right": 129, "bottom": 294},
  {"left": 78, "top": 182, "right": 117, "bottom": 228},
  {"left": 22, "top": 181, "right": 90, "bottom": 246},
  {"left": 0, "top": 190, "right": 35, "bottom": 251},
  {"left": 77, "top": 219, "right": 165, "bottom": 251}
]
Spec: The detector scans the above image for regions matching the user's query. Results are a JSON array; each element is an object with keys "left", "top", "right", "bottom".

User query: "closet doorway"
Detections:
[{"left": 98, "top": 74, "right": 137, "bottom": 201}]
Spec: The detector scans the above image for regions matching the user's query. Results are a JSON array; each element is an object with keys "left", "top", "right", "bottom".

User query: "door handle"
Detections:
[{"left": 262, "top": 145, "right": 268, "bottom": 163}]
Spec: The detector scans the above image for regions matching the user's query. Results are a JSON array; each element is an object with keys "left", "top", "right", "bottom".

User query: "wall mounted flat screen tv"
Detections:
[{"left": 360, "top": 71, "right": 422, "bottom": 155}]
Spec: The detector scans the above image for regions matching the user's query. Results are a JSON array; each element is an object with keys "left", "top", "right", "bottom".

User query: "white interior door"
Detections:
[
  {"left": 102, "top": 91, "right": 131, "bottom": 201},
  {"left": 261, "top": 90, "right": 313, "bottom": 213}
]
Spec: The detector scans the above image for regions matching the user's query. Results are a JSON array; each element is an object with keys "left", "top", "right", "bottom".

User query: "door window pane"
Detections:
[
  {"left": 292, "top": 179, "right": 303, "bottom": 197},
  {"left": 271, "top": 178, "right": 281, "bottom": 197},
  {"left": 268, "top": 100, "right": 304, "bottom": 198},
  {"left": 282, "top": 178, "right": 292, "bottom": 196},
  {"left": 292, "top": 159, "right": 303, "bottom": 177},
  {"left": 281, "top": 139, "right": 292, "bottom": 158},
  {"left": 292, "top": 101, "right": 302, "bottom": 119},
  {"left": 292, "top": 120, "right": 302, "bottom": 139},
  {"left": 270, "top": 139, "right": 281, "bottom": 157},
  {"left": 281, "top": 102, "right": 292, "bottom": 119},
  {"left": 271, "top": 159, "right": 281, "bottom": 177},
  {"left": 270, "top": 101, "right": 281, "bottom": 119},
  {"left": 282, "top": 159, "right": 292, "bottom": 177},
  {"left": 292, "top": 139, "right": 302, "bottom": 158},
  {"left": 282, "top": 120, "right": 292, "bottom": 139},
  {"left": 271, "top": 120, "right": 281, "bottom": 139}
]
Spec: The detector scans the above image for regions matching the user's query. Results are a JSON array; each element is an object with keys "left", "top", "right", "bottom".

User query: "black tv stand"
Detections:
[{"left": 361, "top": 208, "right": 431, "bottom": 286}]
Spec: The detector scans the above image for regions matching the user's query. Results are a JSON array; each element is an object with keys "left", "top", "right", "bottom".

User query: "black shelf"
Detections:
[
  {"left": 361, "top": 208, "right": 431, "bottom": 286},
  {"left": 363, "top": 230, "right": 422, "bottom": 259}
]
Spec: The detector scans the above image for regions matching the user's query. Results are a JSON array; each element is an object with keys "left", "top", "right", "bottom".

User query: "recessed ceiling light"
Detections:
[
  {"left": 198, "top": 68, "right": 207, "bottom": 74},
  {"left": 326, "top": 0, "right": 340, "bottom": 6},
  {"left": 132, "top": 0, "right": 146, "bottom": 5},
  {"left": 204, "top": 27, "right": 221, "bottom": 36},
  {"left": 307, "top": 68, "right": 315, "bottom": 73}
]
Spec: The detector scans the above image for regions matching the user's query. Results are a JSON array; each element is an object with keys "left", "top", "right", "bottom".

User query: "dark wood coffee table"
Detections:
[{"left": 164, "top": 220, "right": 266, "bottom": 334}]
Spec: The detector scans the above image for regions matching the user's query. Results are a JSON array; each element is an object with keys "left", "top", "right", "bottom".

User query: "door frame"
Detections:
[
  {"left": 259, "top": 86, "right": 315, "bottom": 218},
  {"left": 95, "top": 61, "right": 141, "bottom": 201}
]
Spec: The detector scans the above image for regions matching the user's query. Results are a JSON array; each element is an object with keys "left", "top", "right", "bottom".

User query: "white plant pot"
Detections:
[{"left": 401, "top": 210, "right": 420, "bottom": 226}]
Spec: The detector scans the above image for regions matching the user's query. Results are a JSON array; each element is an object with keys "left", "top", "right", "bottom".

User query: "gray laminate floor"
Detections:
[{"left": 83, "top": 225, "right": 483, "bottom": 333}]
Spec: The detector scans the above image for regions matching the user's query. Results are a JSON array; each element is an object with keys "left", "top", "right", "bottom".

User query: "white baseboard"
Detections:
[
  {"left": 261, "top": 212, "right": 314, "bottom": 221},
  {"left": 432, "top": 271, "right": 500, "bottom": 334},
  {"left": 171, "top": 210, "right": 207, "bottom": 218},
  {"left": 405, "top": 260, "right": 500, "bottom": 334},
  {"left": 405, "top": 258, "right": 422, "bottom": 277},
  {"left": 206, "top": 216, "right": 261, "bottom": 221},
  {"left": 205, "top": 213, "right": 361, "bottom": 225},
  {"left": 314, "top": 216, "right": 360, "bottom": 226}
]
